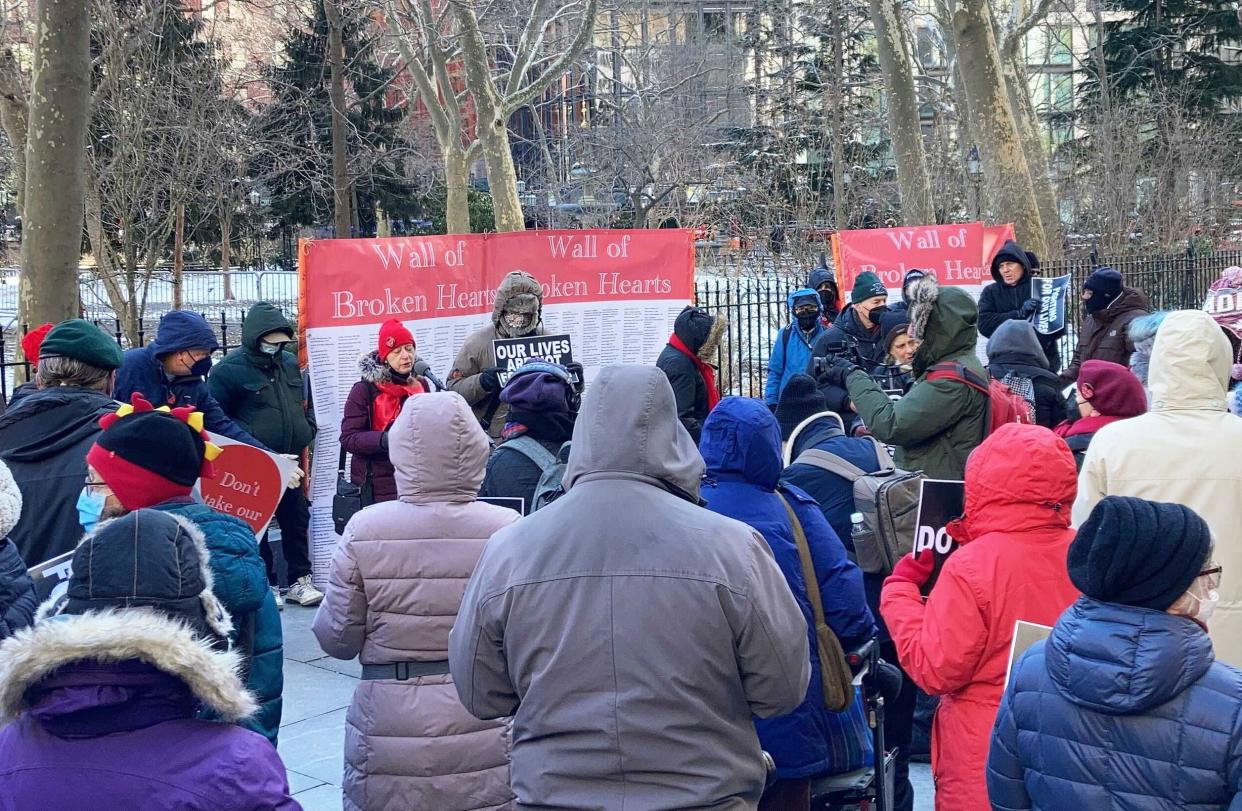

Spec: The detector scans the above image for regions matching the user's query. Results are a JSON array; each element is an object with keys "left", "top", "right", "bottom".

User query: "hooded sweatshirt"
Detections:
[
  {"left": 1074, "top": 310, "right": 1242, "bottom": 667},
  {"left": 209, "top": 303, "right": 315, "bottom": 455},
  {"left": 114, "top": 311, "right": 266, "bottom": 449},
  {"left": 450, "top": 365, "right": 810, "bottom": 810},
  {"left": 0, "top": 386, "right": 117, "bottom": 565},
  {"left": 881, "top": 423, "right": 1080, "bottom": 811},
  {"left": 314, "top": 392, "right": 519, "bottom": 811},
  {"left": 977, "top": 241, "right": 1065, "bottom": 371},
  {"left": 765, "top": 288, "right": 826, "bottom": 405},
  {"left": 446, "top": 272, "right": 547, "bottom": 439},
  {"left": 988, "top": 597, "right": 1242, "bottom": 810},
  {"left": 986, "top": 320, "right": 1067, "bottom": 429},
  {"left": 1060, "top": 286, "right": 1151, "bottom": 385},
  {"left": 808, "top": 267, "right": 840, "bottom": 326},
  {"left": 657, "top": 308, "right": 727, "bottom": 443}
]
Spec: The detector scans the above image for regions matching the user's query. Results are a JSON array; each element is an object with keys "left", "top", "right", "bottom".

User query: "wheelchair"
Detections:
[{"left": 809, "top": 639, "right": 896, "bottom": 811}]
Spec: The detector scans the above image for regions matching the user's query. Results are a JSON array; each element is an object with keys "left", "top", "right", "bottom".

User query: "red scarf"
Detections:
[
  {"left": 372, "top": 380, "right": 424, "bottom": 431},
  {"left": 1053, "top": 413, "right": 1124, "bottom": 439},
  {"left": 669, "top": 334, "right": 720, "bottom": 411}
]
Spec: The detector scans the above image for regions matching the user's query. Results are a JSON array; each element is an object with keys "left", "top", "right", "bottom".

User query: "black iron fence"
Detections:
[
  {"left": 2, "top": 249, "right": 1236, "bottom": 404},
  {"left": 695, "top": 249, "right": 1242, "bottom": 398}
]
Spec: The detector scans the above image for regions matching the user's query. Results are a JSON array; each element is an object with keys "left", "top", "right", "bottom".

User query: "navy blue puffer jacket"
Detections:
[{"left": 987, "top": 597, "right": 1242, "bottom": 810}]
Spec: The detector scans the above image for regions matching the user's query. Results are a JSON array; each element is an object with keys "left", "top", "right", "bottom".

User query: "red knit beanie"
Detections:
[
  {"left": 1078, "top": 360, "right": 1147, "bottom": 419},
  {"left": 377, "top": 319, "right": 414, "bottom": 360},
  {"left": 21, "top": 323, "right": 54, "bottom": 366}
]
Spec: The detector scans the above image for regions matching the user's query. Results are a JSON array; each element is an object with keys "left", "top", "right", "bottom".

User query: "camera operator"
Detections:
[{"left": 809, "top": 271, "right": 891, "bottom": 370}]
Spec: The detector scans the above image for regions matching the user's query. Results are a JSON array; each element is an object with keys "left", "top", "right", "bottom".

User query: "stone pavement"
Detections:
[{"left": 276, "top": 606, "right": 935, "bottom": 810}]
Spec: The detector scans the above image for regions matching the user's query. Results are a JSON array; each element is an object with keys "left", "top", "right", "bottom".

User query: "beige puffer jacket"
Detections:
[{"left": 313, "top": 392, "right": 520, "bottom": 811}]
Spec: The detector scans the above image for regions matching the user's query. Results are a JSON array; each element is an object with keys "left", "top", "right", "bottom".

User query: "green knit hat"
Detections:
[
  {"left": 851, "top": 271, "right": 888, "bottom": 305},
  {"left": 39, "top": 319, "right": 124, "bottom": 370}
]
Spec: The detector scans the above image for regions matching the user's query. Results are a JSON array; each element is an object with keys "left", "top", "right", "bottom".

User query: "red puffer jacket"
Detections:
[{"left": 880, "top": 423, "right": 1080, "bottom": 811}]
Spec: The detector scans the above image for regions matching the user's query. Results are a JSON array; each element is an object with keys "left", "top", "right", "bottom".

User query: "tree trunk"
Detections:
[
  {"left": 870, "top": 0, "right": 935, "bottom": 225},
  {"left": 1002, "top": 50, "right": 1063, "bottom": 257},
  {"left": 445, "top": 148, "right": 470, "bottom": 234},
  {"left": 0, "top": 49, "right": 29, "bottom": 212},
  {"left": 952, "top": 0, "right": 1046, "bottom": 255},
  {"left": 323, "top": 0, "right": 351, "bottom": 238},
  {"left": 455, "top": 2, "right": 525, "bottom": 233},
  {"left": 828, "top": 0, "right": 847, "bottom": 229},
  {"left": 220, "top": 198, "right": 233, "bottom": 300},
  {"left": 85, "top": 179, "right": 137, "bottom": 344},
  {"left": 21, "top": 0, "right": 90, "bottom": 326},
  {"left": 172, "top": 201, "right": 184, "bottom": 309}
]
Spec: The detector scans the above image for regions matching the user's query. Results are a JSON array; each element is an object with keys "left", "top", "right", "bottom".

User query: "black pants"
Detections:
[
  {"left": 882, "top": 640, "right": 917, "bottom": 811},
  {"left": 260, "top": 487, "right": 312, "bottom": 585}
]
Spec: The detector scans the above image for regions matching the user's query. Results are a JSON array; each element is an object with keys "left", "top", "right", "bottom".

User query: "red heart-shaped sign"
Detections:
[{"left": 199, "top": 443, "right": 285, "bottom": 535}]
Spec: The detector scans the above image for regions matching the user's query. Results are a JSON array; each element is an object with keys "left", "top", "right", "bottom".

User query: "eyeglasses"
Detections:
[
  {"left": 1201, "top": 562, "right": 1222, "bottom": 591},
  {"left": 83, "top": 476, "right": 111, "bottom": 494}
]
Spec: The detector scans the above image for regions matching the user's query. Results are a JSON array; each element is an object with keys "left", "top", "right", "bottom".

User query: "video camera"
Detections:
[{"left": 810, "top": 336, "right": 909, "bottom": 396}]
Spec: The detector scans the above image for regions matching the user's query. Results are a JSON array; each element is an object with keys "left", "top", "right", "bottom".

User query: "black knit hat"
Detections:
[
  {"left": 59, "top": 509, "right": 232, "bottom": 641},
  {"left": 1068, "top": 496, "right": 1212, "bottom": 611},
  {"left": 776, "top": 374, "right": 828, "bottom": 440},
  {"left": 1084, "top": 267, "right": 1124, "bottom": 313},
  {"left": 39, "top": 318, "right": 124, "bottom": 370},
  {"left": 88, "top": 397, "right": 210, "bottom": 511}
]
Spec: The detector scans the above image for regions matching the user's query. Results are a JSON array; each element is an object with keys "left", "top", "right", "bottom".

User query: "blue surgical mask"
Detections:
[
  {"left": 259, "top": 342, "right": 282, "bottom": 356},
  {"left": 76, "top": 487, "right": 105, "bottom": 533}
]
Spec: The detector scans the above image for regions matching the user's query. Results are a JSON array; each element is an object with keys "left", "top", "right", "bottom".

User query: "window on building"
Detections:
[
  {"left": 703, "top": 11, "right": 727, "bottom": 41},
  {"left": 1048, "top": 27, "right": 1072, "bottom": 65},
  {"left": 1050, "top": 73, "right": 1073, "bottom": 112},
  {"left": 916, "top": 26, "right": 943, "bottom": 69}
]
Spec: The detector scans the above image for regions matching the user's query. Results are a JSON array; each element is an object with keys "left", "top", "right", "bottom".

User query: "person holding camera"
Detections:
[
  {"left": 340, "top": 319, "right": 426, "bottom": 506},
  {"left": 810, "top": 271, "right": 891, "bottom": 370},
  {"left": 822, "top": 276, "right": 987, "bottom": 480}
]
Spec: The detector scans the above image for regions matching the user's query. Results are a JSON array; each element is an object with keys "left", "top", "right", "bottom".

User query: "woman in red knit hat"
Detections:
[{"left": 339, "top": 319, "right": 427, "bottom": 505}]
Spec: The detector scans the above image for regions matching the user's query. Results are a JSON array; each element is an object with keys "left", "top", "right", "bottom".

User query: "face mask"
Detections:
[
  {"left": 867, "top": 304, "right": 890, "bottom": 322},
  {"left": 76, "top": 487, "right": 105, "bottom": 533},
  {"left": 190, "top": 355, "right": 213, "bottom": 377},
  {"left": 1196, "top": 590, "right": 1221, "bottom": 625},
  {"left": 818, "top": 290, "right": 838, "bottom": 311},
  {"left": 259, "top": 342, "right": 283, "bottom": 356},
  {"left": 504, "top": 312, "right": 534, "bottom": 333},
  {"left": 796, "top": 311, "right": 818, "bottom": 330}
]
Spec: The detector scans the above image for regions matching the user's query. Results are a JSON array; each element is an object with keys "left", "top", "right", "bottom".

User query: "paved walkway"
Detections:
[{"left": 276, "top": 606, "right": 935, "bottom": 810}]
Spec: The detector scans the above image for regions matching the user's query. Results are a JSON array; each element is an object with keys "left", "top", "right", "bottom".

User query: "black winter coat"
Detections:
[
  {"left": 208, "top": 303, "right": 316, "bottom": 455},
  {"left": 0, "top": 537, "right": 36, "bottom": 639},
  {"left": 978, "top": 242, "right": 1065, "bottom": 372},
  {"left": 811, "top": 305, "right": 886, "bottom": 369},
  {"left": 479, "top": 435, "right": 564, "bottom": 514},
  {"left": 0, "top": 388, "right": 117, "bottom": 566},
  {"left": 657, "top": 307, "right": 723, "bottom": 443}
]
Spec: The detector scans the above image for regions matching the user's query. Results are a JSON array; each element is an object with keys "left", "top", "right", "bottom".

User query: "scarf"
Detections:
[
  {"left": 1054, "top": 413, "right": 1124, "bottom": 439},
  {"left": 669, "top": 333, "right": 720, "bottom": 411},
  {"left": 372, "top": 380, "right": 424, "bottom": 431}
]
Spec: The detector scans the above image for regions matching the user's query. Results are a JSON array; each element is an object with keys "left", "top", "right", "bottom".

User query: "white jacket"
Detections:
[{"left": 1074, "top": 310, "right": 1242, "bottom": 666}]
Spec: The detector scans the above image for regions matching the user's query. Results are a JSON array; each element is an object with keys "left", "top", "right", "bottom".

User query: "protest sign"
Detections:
[
  {"left": 300, "top": 230, "right": 694, "bottom": 583},
  {"left": 198, "top": 433, "right": 299, "bottom": 538},
  {"left": 493, "top": 333, "right": 574, "bottom": 387},
  {"left": 1005, "top": 620, "right": 1053, "bottom": 687},
  {"left": 912, "top": 478, "right": 965, "bottom": 595},
  {"left": 1032, "top": 274, "right": 1070, "bottom": 335},
  {"left": 28, "top": 549, "right": 75, "bottom": 604},
  {"left": 1203, "top": 266, "right": 1242, "bottom": 344}
]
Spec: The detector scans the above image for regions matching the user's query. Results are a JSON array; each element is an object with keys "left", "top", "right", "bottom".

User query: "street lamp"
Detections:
[
  {"left": 248, "top": 189, "right": 262, "bottom": 272},
  {"left": 967, "top": 145, "right": 981, "bottom": 221}
]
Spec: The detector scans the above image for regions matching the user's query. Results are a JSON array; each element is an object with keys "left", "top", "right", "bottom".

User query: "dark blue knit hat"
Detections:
[
  {"left": 1068, "top": 496, "right": 1212, "bottom": 610},
  {"left": 775, "top": 374, "right": 827, "bottom": 440},
  {"left": 1083, "top": 267, "right": 1124, "bottom": 314}
]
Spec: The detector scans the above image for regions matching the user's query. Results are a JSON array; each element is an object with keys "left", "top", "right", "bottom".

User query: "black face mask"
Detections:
[
  {"left": 819, "top": 290, "right": 839, "bottom": 312},
  {"left": 796, "top": 312, "right": 819, "bottom": 330}
]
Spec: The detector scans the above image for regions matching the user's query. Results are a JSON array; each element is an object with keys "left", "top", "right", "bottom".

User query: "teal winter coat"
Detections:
[{"left": 152, "top": 499, "right": 283, "bottom": 745}]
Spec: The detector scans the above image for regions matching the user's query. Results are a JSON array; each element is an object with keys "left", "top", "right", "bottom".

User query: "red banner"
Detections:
[
  {"left": 832, "top": 222, "right": 1014, "bottom": 294},
  {"left": 302, "top": 230, "right": 695, "bottom": 330}
]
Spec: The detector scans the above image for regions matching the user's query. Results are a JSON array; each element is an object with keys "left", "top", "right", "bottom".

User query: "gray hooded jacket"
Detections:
[{"left": 449, "top": 365, "right": 810, "bottom": 810}]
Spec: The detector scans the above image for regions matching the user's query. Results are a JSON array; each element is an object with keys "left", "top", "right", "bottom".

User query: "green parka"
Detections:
[
  {"left": 846, "top": 287, "right": 987, "bottom": 480},
  {"left": 209, "top": 303, "right": 316, "bottom": 455}
]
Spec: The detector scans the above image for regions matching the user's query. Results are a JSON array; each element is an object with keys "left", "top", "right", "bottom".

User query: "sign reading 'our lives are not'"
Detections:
[{"left": 493, "top": 334, "right": 575, "bottom": 387}]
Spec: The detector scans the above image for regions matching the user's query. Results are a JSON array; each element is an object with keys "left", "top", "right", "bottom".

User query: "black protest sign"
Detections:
[
  {"left": 493, "top": 334, "right": 574, "bottom": 387},
  {"left": 1032, "top": 274, "right": 1070, "bottom": 335},
  {"left": 912, "top": 479, "right": 965, "bottom": 595},
  {"left": 28, "top": 549, "right": 75, "bottom": 605}
]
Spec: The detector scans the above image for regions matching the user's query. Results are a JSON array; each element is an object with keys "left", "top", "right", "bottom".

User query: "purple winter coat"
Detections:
[
  {"left": 340, "top": 351, "right": 428, "bottom": 505},
  {"left": 0, "top": 609, "right": 300, "bottom": 811}
]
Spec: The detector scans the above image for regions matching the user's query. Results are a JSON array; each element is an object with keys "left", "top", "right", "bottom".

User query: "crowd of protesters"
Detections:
[{"left": 0, "top": 245, "right": 1239, "bottom": 811}]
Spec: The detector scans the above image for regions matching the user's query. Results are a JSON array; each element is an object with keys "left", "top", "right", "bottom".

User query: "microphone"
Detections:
[{"left": 413, "top": 359, "right": 445, "bottom": 391}]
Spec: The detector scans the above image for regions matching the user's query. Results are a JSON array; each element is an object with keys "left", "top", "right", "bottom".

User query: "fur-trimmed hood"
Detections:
[
  {"left": 359, "top": 350, "right": 398, "bottom": 385},
  {"left": 907, "top": 275, "right": 979, "bottom": 375},
  {"left": 0, "top": 457, "right": 22, "bottom": 538},
  {"left": 492, "top": 271, "right": 544, "bottom": 336},
  {"left": 0, "top": 608, "right": 256, "bottom": 724}
]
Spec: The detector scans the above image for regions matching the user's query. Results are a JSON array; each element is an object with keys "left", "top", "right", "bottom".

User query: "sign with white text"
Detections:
[
  {"left": 1032, "top": 274, "right": 1070, "bottom": 336},
  {"left": 912, "top": 479, "right": 965, "bottom": 595},
  {"left": 493, "top": 334, "right": 574, "bottom": 387},
  {"left": 28, "top": 549, "right": 75, "bottom": 604},
  {"left": 198, "top": 433, "right": 298, "bottom": 539}
]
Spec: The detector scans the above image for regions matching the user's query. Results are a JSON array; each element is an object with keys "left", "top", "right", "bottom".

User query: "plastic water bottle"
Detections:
[{"left": 850, "top": 512, "right": 867, "bottom": 547}]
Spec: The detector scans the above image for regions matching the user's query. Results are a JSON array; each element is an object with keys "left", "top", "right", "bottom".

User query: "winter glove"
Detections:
[
  {"left": 822, "top": 357, "right": 860, "bottom": 389},
  {"left": 479, "top": 366, "right": 504, "bottom": 393},
  {"left": 1020, "top": 298, "right": 1041, "bottom": 317},
  {"left": 379, "top": 428, "right": 390, "bottom": 451},
  {"left": 563, "top": 361, "right": 585, "bottom": 392},
  {"left": 281, "top": 454, "right": 304, "bottom": 489},
  {"left": 886, "top": 549, "right": 935, "bottom": 589}
]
